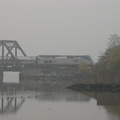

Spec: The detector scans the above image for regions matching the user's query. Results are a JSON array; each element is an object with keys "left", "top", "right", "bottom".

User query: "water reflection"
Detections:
[
  {"left": 1, "top": 76, "right": 120, "bottom": 120},
  {"left": 79, "top": 91, "right": 120, "bottom": 119},
  {"left": 0, "top": 82, "right": 90, "bottom": 115},
  {"left": 0, "top": 97, "right": 25, "bottom": 114},
  {"left": 79, "top": 91, "right": 120, "bottom": 105}
]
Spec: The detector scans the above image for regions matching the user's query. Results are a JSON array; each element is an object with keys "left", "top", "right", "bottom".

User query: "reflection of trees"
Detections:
[
  {"left": 80, "top": 91, "right": 120, "bottom": 119},
  {"left": 79, "top": 91, "right": 120, "bottom": 105},
  {"left": 105, "top": 106, "right": 120, "bottom": 120}
]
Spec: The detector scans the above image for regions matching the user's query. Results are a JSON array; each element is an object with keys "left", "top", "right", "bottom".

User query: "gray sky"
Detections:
[{"left": 0, "top": 0, "right": 120, "bottom": 62}]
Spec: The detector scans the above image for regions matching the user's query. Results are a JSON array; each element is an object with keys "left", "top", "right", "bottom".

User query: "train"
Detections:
[
  {"left": 36, "top": 55, "right": 93, "bottom": 67},
  {"left": 0, "top": 55, "right": 93, "bottom": 68}
]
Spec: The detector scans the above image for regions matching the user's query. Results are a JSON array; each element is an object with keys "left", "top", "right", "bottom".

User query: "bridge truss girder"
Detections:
[{"left": 0, "top": 40, "right": 27, "bottom": 71}]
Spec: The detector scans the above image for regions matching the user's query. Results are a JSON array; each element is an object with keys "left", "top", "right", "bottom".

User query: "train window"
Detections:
[{"left": 44, "top": 60, "right": 52, "bottom": 64}]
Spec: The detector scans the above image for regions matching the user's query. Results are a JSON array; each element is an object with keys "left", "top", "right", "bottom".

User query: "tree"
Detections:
[
  {"left": 108, "top": 34, "right": 120, "bottom": 48},
  {"left": 94, "top": 34, "right": 120, "bottom": 71},
  {"left": 78, "top": 62, "right": 92, "bottom": 77},
  {"left": 106, "top": 46, "right": 120, "bottom": 70}
]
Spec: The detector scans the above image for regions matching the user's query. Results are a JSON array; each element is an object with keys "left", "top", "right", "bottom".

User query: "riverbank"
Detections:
[{"left": 68, "top": 71, "right": 120, "bottom": 91}]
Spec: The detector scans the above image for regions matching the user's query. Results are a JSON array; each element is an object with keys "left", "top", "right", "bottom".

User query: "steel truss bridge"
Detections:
[{"left": 0, "top": 40, "right": 27, "bottom": 71}]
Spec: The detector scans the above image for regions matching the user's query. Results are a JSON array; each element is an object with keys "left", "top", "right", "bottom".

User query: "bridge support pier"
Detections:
[{"left": 0, "top": 70, "right": 3, "bottom": 83}]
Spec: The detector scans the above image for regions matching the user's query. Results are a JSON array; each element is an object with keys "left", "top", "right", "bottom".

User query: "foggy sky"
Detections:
[{"left": 0, "top": 0, "right": 120, "bottom": 62}]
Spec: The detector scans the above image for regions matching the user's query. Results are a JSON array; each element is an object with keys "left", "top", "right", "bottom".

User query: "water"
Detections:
[
  {"left": 3, "top": 72, "right": 19, "bottom": 83},
  {"left": 0, "top": 73, "right": 120, "bottom": 120}
]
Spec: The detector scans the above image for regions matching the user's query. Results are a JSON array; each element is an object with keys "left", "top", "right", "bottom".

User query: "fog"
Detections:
[{"left": 0, "top": 0, "right": 120, "bottom": 61}]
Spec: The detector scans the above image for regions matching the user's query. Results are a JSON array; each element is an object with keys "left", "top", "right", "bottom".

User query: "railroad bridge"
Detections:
[
  {"left": 0, "top": 40, "right": 87, "bottom": 85},
  {"left": 0, "top": 40, "right": 27, "bottom": 71}
]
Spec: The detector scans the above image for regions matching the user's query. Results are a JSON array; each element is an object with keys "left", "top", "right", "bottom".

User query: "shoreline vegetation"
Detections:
[{"left": 69, "top": 34, "right": 120, "bottom": 90}]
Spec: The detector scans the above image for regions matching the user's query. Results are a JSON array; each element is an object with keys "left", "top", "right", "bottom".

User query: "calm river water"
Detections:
[{"left": 0, "top": 72, "right": 119, "bottom": 120}]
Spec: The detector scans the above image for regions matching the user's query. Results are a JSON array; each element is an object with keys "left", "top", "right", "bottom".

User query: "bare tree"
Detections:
[{"left": 108, "top": 34, "right": 120, "bottom": 48}]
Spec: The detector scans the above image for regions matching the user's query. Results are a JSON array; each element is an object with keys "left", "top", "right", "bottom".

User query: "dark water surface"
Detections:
[{"left": 0, "top": 72, "right": 119, "bottom": 120}]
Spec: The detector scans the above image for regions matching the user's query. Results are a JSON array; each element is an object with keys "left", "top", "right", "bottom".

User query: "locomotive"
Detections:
[{"left": 35, "top": 55, "right": 93, "bottom": 67}]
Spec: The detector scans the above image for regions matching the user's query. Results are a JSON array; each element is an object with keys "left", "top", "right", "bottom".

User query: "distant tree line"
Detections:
[{"left": 78, "top": 34, "right": 120, "bottom": 78}]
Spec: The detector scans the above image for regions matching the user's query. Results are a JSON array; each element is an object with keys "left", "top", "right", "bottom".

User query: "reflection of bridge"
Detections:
[
  {"left": 0, "top": 84, "right": 25, "bottom": 114},
  {"left": 0, "top": 97, "right": 25, "bottom": 114},
  {"left": 0, "top": 82, "right": 90, "bottom": 115}
]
